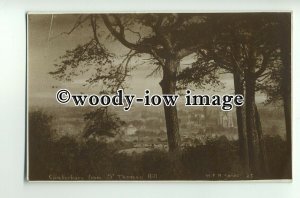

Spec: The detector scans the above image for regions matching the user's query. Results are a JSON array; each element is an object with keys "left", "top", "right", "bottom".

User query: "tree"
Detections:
[
  {"left": 257, "top": 13, "right": 291, "bottom": 177},
  {"left": 178, "top": 13, "right": 286, "bottom": 177},
  {"left": 83, "top": 107, "right": 125, "bottom": 138},
  {"left": 51, "top": 14, "right": 212, "bottom": 153},
  {"left": 177, "top": 16, "right": 250, "bottom": 173},
  {"left": 238, "top": 14, "right": 290, "bottom": 177},
  {"left": 278, "top": 15, "right": 291, "bottom": 160}
]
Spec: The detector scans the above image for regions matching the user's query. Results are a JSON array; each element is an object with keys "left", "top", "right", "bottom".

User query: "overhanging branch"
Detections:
[{"left": 102, "top": 15, "right": 152, "bottom": 54}]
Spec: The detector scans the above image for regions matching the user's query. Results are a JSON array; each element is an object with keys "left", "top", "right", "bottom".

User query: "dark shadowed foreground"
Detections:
[{"left": 28, "top": 111, "right": 290, "bottom": 181}]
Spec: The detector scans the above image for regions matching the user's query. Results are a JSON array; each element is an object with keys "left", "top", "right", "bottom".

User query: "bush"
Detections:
[
  {"left": 181, "top": 136, "right": 242, "bottom": 180},
  {"left": 264, "top": 135, "right": 291, "bottom": 179},
  {"left": 28, "top": 111, "right": 53, "bottom": 180}
]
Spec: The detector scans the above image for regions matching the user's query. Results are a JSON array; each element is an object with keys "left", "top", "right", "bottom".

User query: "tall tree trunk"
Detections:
[
  {"left": 233, "top": 72, "right": 249, "bottom": 174},
  {"left": 160, "top": 57, "right": 181, "bottom": 153},
  {"left": 279, "top": 14, "right": 292, "bottom": 178},
  {"left": 255, "top": 105, "right": 269, "bottom": 177},
  {"left": 282, "top": 91, "right": 292, "bottom": 178},
  {"left": 245, "top": 69, "right": 262, "bottom": 177}
]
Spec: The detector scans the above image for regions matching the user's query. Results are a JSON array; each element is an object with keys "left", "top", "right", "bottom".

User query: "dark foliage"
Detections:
[
  {"left": 28, "top": 111, "right": 53, "bottom": 180},
  {"left": 83, "top": 107, "right": 125, "bottom": 138},
  {"left": 28, "top": 112, "right": 290, "bottom": 180}
]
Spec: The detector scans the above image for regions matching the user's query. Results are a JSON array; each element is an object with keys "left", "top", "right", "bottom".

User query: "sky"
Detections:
[{"left": 27, "top": 14, "right": 265, "bottom": 107}]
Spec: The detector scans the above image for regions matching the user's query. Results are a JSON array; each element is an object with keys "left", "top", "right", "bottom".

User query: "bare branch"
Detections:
[
  {"left": 198, "top": 49, "right": 233, "bottom": 73},
  {"left": 229, "top": 48, "right": 243, "bottom": 74},
  {"left": 177, "top": 47, "right": 197, "bottom": 59},
  {"left": 90, "top": 15, "right": 102, "bottom": 46},
  {"left": 50, "top": 15, "right": 90, "bottom": 41},
  {"left": 102, "top": 15, "right": 152, "bottom": 54},
  {"left": 146, "top": 65, "right": 161, "bottom": 78}
]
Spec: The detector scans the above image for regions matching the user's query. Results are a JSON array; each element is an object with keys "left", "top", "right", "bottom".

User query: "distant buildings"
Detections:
[
  {"left": 184, "top": 108, "right": 235, "bottom": 129},
  {"left": 218, "top": 111, "right": 234, "bottom": 128}
]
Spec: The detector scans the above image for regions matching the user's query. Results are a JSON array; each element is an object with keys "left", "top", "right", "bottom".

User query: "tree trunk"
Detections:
[
  {"left": 279, "top": 14, "right": 292, "bottom": 178},
  {"left": 282, "top": 90, "right": 292, "bottom": 177},
  {"left": 160, "top": 57, "right": 181, "bottom": 153},
  {"left": 245, "top": 70, "right": 262, "bottom": 178},
  {"left": 283, "top": 92, "right": 292, "bottom": 178},
  {"left": 233, "top": 72, "right": 249, "bottom": 174},
  {"left": 255, "top": 105, "right": 269, "bottom": 177}
]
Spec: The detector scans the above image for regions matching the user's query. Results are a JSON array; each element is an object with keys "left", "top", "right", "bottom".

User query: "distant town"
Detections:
[{"left": 30, "top": 103, "right": 286, "bottom": 154}]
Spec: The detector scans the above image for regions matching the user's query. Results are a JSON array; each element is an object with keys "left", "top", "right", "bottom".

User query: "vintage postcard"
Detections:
[{"left": 26, "top": 13, "right": 291, "bottom": 181}]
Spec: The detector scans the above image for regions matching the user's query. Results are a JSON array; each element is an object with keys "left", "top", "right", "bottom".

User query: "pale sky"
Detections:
[{"left": 27, "top": 14, "right": 265, "bottom": 107}]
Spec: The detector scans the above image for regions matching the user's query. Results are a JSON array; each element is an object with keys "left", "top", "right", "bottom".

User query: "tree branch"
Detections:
[
  {"left": 102, "top": 15, "right": 151, "bottom": 54},
  {"left": 50, "top": 15, "right": 90, "bottom": 41},
  {"left": 255, "top": 50, "right": 271, "bottom": 78}
]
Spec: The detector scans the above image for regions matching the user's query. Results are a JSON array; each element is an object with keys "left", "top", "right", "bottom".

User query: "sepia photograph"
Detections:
[{"left": 27, "top": 13, "right": 291, "bottom": 181}]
